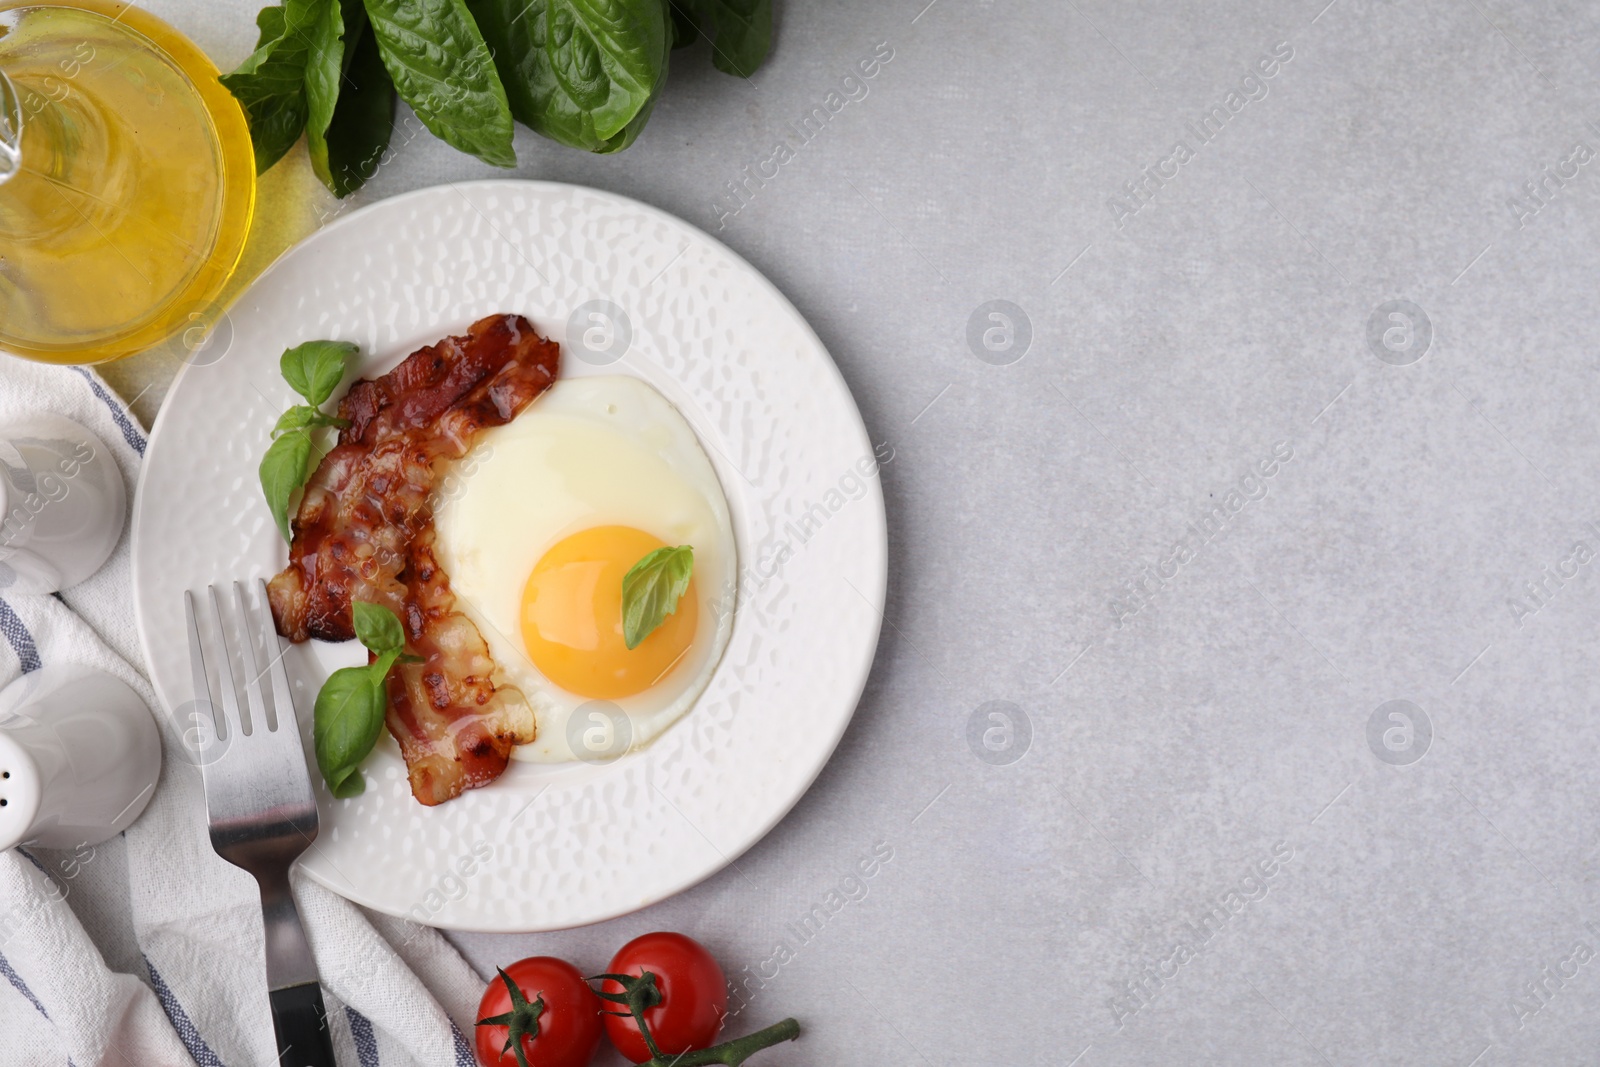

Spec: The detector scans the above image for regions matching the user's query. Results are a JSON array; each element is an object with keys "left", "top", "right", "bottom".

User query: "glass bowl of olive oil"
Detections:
[{"left": 0, "top": 0, "right": 255, "bottom": 365}]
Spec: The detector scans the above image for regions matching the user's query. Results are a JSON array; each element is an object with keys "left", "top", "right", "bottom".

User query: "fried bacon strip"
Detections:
[{"left": 268, "top": 314, "right": 560, "bottom": 805}]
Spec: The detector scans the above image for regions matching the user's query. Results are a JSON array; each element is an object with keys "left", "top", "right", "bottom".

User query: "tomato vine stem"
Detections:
[
  {"left": 591, "top": 970, "right": 801, "bottom": 1065},
  {"left": 650, "top": 1017, "right": 800, "bottom": 1066},
  {"left": 475, "top": 968, "right": 546, "bottom": 1067}
]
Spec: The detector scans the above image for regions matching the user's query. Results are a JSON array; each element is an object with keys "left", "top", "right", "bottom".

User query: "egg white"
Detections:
[{"left": 432, "top": 375, "right": 736, "bottom": 763}]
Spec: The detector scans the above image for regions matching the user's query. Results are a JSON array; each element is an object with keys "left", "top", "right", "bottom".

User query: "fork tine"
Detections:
[
  {"left": 233, "top": 581, "right": 272, "bottom": 735},
  {"left": 184, "top": 590, "right": 225, "bottom": 742},
  {"left": 249, "top": 580, "right": 293, "bottom": 734},
  {"left": 205, "top": 584, "right": 249, "bottom": 736}
]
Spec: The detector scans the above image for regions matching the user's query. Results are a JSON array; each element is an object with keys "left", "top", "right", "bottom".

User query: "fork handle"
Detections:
[
  {"left": 257, "top": 869, "right": 335, "bottom": 1066},
  {"left": 270, "top": 982, "right": 337, "bottom": 1067}
]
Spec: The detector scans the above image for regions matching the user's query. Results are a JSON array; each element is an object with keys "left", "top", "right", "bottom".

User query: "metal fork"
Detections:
[{"left": 185, "top": 580, "right": 335, "bottom": 1067}]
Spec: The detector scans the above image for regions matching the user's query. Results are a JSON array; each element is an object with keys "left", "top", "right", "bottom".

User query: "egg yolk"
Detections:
[{"left": 520, "top": 525, "right": 699, "bottom": 700}]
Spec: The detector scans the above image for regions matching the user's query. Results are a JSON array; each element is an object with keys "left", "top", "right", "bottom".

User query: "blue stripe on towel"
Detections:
[
  {"left": 346, "top": 1007, "right": 380, "bottom": 1067},
  {"left": 0, "top": 949, "right": 50, "bottom": 1019},
  {"left": 0, "top": 951, "right": 73, "bottom": 1065},
  {"left": 451, "top": 1021, "right": 475, "bottom": 1067},
  {"left": 0, "top": 597, "right": 41, "bottom": 673},
  {"left": 143, "top": 955, "right": 226, "bottom": 1067},
  {"left": 70, "top": 368, "right": 146, "bottom": 457}
]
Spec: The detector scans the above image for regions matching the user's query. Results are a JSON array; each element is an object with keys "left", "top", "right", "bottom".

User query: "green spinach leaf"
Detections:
[
  {"left": 621, "top": 544, "right": 693, "bottom": 649},
  {"left": 467, "top": 0, "right": 668, "bottom": 154},
  {"left": 221, "top": 0, "right": 335, "bottom": 173},
  {"left": 361, "top": 0, "right": 516, "bottom": 167}
]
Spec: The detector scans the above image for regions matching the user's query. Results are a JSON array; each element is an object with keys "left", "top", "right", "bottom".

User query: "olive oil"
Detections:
[{"left": 0, "top": 1, "right": 254, "bottom": 364}]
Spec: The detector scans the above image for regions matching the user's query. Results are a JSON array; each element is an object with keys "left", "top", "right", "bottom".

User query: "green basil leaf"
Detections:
[
  {"left": 361, "top": 0, "right": 516, "bottom": 167},
  {"left": 304, "top": 0, "right": 352, "bottom": 187},
  {"left": 221, "top": 0, "right": 335, "bottom": 173},
  {"left": 273, "top": 405, "right": 347, "bottom": 436},
  {"left": 259, "top": 428, "right": 313, "bottom": 542},
  {"left": 319, "top": 11, "right": 397, "bottom": 197},
  {"left": 621, "top": 544, "right": 693, "bottom": 650},
  {"left": 665, "top": 0, "right": 698, "bottom": 48},
  {"left": 369, "top": 646, "right": 401, "bottom": 682},
  {"left": 261, "top": 338, "right": 353, "bottom": 541},
  {"left": 467, "top": 0, "right": 668, "bottom": 154},
  {"left": 329, "top": 768, "right": 367, "bottom": 798},
  {"left": 352, "top": 601, "right": 406, "bottom": 655},
  {"left": 280, "top": 338, "right": 356, "bottom": 406},
  {"left": 273, "top": 405, "right": 318, "bottom": 436},
  {"left": 313, "top": 663, "right": 388, "bottom": 798},
  {"left": 684, "top": 0, "right": 771, "bottom": 77},
  {"left": 254, "top": 4, "right": 287, "bottom": 49}
]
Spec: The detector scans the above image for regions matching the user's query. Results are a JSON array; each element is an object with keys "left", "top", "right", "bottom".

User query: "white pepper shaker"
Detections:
[
  {"left": 0, "top": 414, "right": 127, "bottom": 595},
  {"left": 0, "top": 664, "right": 161, "bottom": 851}
]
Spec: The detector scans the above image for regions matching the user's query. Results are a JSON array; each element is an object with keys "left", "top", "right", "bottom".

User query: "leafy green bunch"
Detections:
[{"left": 222, "top": 0, "right": 774, "bottom": 198}]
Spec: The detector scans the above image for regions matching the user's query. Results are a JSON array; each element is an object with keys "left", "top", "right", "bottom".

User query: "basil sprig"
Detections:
[
  {"left": 259, "top": 339, "right": 356, "bottom": 542},
  {"left": 621, "top": 545, "right": 693, "bottom": 650},
  {"left": 313, "top": 600, "right": 409, "bottom": 798},
  {"left": 224, "top": 0, "right": 774, "bottom": 196}
]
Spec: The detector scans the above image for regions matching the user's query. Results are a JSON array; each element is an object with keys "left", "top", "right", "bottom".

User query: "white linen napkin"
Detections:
[{"left": 0, "top": 358, "right": 487, "bottom": 1067}]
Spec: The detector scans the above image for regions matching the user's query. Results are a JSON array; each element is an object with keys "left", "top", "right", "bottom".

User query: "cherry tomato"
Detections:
[
  {"left": 475, "top": 956, "right": 602, "bottom": 1067},
  {"left": 602, "top": 932, "right": 728, "bottom": 1063}
]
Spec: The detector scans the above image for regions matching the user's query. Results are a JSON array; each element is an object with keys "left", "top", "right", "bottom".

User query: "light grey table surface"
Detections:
[{"left": 105, "top": 0, "right": 1600, "bottom": 1063}]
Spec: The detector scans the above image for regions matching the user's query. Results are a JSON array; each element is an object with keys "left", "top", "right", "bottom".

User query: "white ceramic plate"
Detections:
[{"left": 131, "top": 180, "right": 887, "bottom": 931}]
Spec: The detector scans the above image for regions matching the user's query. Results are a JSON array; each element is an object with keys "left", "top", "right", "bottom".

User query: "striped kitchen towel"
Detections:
[{"left": 0, "top": 358, "right": 484, "bottom": 1067}]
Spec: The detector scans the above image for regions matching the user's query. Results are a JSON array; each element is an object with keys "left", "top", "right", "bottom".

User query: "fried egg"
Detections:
[{"left": 432, "top": 375, "right": 736, "bottom": 763}]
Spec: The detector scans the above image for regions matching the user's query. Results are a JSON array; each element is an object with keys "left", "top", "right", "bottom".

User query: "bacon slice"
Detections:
[{"left": 268, "top": 314, "right": 560, "bottom": 805}]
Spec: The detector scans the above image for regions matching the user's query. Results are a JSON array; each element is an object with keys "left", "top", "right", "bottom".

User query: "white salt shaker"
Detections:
[
  {"left": 0, "top": 414, "right": 126, "bottom": 595},
  {"left": 0, "top": 664, "right": 161, "bottom": 851}
]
